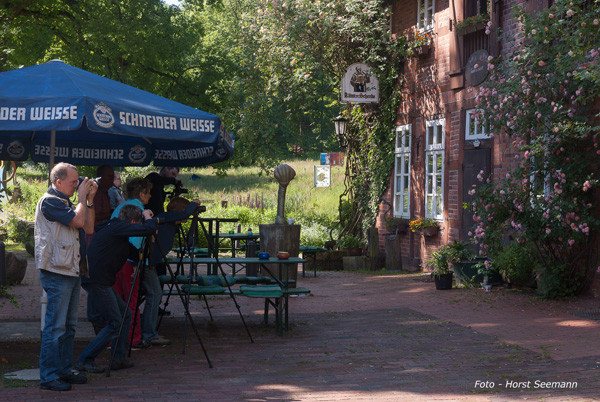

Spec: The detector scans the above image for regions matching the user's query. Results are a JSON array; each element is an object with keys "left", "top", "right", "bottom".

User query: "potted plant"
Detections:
[
  {"left": 446, "top": 240, "right": 478, "bottom": 286},
  {"left": 408, "top": 32, "right": 431, "bottom": 57},
  {"left": 409, "top": 217, "right": 440, "bottom": 237},
  {"left": 337, "top": 234, "right": 363, "bottom": 256},
  {"left": 385, "top": 216, "right": 409, "bottom": 234},
  {"left": 423, "top": 245, "right": 453, "bottom": 290},
  {"left": 475, "top": 260, "right": 494, "bottom": 292}
]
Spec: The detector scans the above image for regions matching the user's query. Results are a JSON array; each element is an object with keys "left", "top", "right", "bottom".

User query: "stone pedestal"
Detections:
[{"left": 259, "top": 224, "right": 300, "bottom": 286}]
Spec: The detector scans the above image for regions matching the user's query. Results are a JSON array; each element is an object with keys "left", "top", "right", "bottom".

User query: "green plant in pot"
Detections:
[
  {"left": 446, "top": 240, "right": 479, "bottom": 287},
  {"left": 337, "top": 234, "right": 363, "bottom": 256},
  {"left": 423, "top": 245, "right": 453, "bottom": 290}
]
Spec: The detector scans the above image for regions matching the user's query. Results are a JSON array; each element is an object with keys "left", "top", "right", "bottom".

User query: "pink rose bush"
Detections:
[{"left": 471, "top": 0, "right": 600, "bottom": 298}]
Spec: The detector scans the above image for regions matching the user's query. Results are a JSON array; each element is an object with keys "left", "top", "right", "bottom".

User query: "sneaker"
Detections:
[
  {"left": 60, "top": 372, "right": 87, "bottom": 384},
  {"left": 110, "top": 359, "right": 134, "bottom": 371},
  {"left": 40, "top": 379, "right": 72, "bottom": 391},
  {"left": 150, "top": 336, "right": 171, "bottom": 346},
  {"left": 74, "top": 361, "right": 106, "bottom": 374},
  {"left": 132, "top": 340, "right": 152, "bottom": 350}
]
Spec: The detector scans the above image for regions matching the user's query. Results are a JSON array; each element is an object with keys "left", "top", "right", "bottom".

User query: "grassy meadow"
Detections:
[{"left": 1, "top": 159, "right": 346, "bottom": 249}]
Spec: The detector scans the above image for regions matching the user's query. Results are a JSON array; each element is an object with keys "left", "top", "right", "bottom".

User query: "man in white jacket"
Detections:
[{"left": 35, "top": 162, "right": 96, "bottom": 391}]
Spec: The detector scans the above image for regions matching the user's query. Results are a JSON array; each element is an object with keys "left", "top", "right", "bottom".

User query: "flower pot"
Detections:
[
  {"left": 434, "top": 272, "right": 453, "bottom": 290},
  {"left": 419, "top": 226, "right": 439, "bottom": 237}
]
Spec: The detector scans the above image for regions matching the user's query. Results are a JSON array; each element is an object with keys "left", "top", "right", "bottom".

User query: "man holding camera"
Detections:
[
  {"left": 145, "top": 166, "right": 182, "bottom": 216},
  {"left": 35, "top": 162, "right": 97, "bottom": 391}
]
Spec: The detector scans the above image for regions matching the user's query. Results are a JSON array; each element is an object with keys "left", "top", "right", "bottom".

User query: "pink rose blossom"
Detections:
[{"left": 583, "top": 181, "right": 591, "bottom": 191}]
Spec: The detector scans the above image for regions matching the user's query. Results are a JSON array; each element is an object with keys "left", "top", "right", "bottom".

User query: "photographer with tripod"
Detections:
[
  {"left": 145, "top": 167, "right": 184, "bottom": 216},
  {"left": 75, "top": 204, "right": 157, "bottom": 373},
  {"left": 140, "top": 196, "right": 204, "bottom": 347}
]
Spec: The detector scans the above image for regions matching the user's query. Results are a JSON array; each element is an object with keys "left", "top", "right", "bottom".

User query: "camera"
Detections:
[
  {"left": 195, "top": 205, "right": 207, "bottom": 213},
  {"left": 77, "top": 176, "right": 85, "bottom": 189},
  {"left": 172, "top": 182, "right": 189, "bottom": 198}
]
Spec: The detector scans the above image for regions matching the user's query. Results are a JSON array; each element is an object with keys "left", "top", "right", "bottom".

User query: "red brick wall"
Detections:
[{"left": 381, "top": 0, "right": 531, "bottom": 269}]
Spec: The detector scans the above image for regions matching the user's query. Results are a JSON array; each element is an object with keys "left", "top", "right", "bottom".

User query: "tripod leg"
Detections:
[
  {"left": 107, "top": 258, "right": 144, "bottom": 377},
  {"left": 198, "top": 221, "right": 253, "bottom": 343},
  {"left": 203, "top": 295, "right": 214, "bottom": 321},
  {"left": 156, "top": 229, "right": 213, "bottom": 367}
]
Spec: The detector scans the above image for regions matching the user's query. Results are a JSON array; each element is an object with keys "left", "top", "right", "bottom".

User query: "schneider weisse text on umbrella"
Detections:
[
  {"left": 0, "top": 106, "right": 77, "bottom": 121},
  {"left": 119, "top": 112, "right": 216, "bottom": 132}
]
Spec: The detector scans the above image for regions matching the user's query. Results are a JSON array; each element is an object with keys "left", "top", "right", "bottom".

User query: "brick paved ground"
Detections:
[{"left": 1, "top": 254, "right": 600, "bottom": 400}]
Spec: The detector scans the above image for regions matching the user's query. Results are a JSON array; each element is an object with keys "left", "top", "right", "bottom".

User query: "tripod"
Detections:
[
  {"left": 157, "top": 208, "right": 254, "bottom": 353},
  {"left": 110, "top": 231, "right": 213, "bottom": 375}
]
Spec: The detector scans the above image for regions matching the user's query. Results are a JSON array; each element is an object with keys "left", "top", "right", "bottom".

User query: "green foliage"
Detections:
[
  {"left": 489, "top": 241, "right": 536, "bottom": 287},
  {"left": 0, "top": 286, "right": 19, "bottom": 308},
  {"left": 445, "top": 240, "right": 476, "bottom": 263},
  {"left": 454, "top": 13, "right": 489, "bottom": 32},
  {"left": 424, "top": 246, "right": 452, "bottom": 276},
  {"left": 336, "top": 234, "right": 362, "bottom": 249},
  {"left": 472, "top": 0, "right": 600, "bottom": 298},
  {"left": 536, "top": 262, "right": 586, "bottom": 299}
]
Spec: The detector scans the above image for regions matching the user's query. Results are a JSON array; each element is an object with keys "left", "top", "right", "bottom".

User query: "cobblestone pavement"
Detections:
[{"left": 1, "top": 255, "right": 600, "bottom": 400}]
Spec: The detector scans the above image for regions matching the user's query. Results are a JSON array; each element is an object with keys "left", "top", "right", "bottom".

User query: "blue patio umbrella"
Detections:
[{"left": 0, "top": 60, "right": 234, "bottom": 167}]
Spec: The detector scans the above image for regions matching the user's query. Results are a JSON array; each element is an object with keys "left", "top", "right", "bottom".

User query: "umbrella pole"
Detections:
[{"left": 47, "top": 130, "right": 56, "bottom": 187}]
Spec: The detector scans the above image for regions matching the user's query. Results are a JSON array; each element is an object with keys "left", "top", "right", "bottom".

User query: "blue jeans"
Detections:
[
  {"left": 141, "top": 267, "right": 161, "bottom": 341},
  {"left": 39, "top": 270, "right": 81, "bottom": 383},
  {"left": 78, "top": 283, "right": 131, "bottom": 363}
]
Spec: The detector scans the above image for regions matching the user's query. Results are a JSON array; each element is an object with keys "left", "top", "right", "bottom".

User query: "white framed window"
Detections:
[
  {"left": 418, "top": 0, "right": 435, "bottom": 31},
  {"left": 465, "top": 109, "right": 490, "bottom": 140},
  {"left": 425, "top": 119, "right": 444, "bottom": 219},
  {"left": 394, "top": 125, "right": 411, "bottom": 218}
]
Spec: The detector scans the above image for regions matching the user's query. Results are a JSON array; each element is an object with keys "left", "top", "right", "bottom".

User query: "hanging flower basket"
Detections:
[
  {"left": 415, "top": 44, "right": 430, "bottom": 57},
  {"left": 409, "top": 218, "right": 440, "bottom": 236}
]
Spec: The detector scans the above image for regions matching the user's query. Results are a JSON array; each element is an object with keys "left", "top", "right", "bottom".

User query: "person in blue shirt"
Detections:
[{"left": 110, "top": 177, "right": 153, "bottom": 348}]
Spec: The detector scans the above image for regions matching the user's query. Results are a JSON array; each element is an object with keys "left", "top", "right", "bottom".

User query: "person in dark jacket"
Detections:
[
  {"left": 74, "top": 204, "right": 157, "bottom": 373},
  {"left": 145, "top": 167, "right": 182, "bottom": 216},
  {"left": 138, "top": 197, "right": 201, "bottom": 347}
]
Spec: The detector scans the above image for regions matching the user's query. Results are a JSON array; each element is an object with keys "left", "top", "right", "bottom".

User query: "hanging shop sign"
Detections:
[{"left": 341, "top": 63, "right": 379, "bottom": 104}]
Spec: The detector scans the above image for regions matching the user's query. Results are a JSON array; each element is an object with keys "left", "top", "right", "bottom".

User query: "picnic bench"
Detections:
[{"left": 159, "top": 257, "right": 310, "bottom": 334}]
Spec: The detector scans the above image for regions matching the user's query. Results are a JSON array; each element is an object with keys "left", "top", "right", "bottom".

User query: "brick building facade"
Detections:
[{"left": 375, "top": 0, "right": 553, "bottom": 268}]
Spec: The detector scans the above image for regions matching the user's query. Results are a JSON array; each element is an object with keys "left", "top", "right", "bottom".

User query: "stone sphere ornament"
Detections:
[{"left": 273, "top": 164, "right": 296, "bottom": 224}]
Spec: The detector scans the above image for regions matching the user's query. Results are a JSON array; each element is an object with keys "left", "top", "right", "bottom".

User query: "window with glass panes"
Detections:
[
  {"left": 465, "top": 109, "right": 490, "bottom": 140},
  {"left": 394, "top": 125, "right": 411, "bottom": 217},
  {"left": 425, "top": 119, "right": 444, "bottom": 219},
  {"left": 418, "top": 0, "right": 435, "bottom": 31}
]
